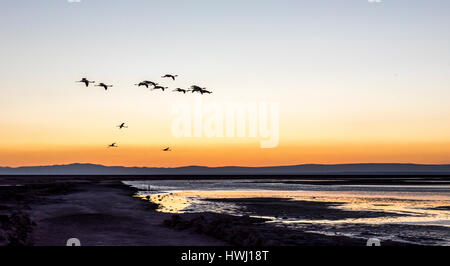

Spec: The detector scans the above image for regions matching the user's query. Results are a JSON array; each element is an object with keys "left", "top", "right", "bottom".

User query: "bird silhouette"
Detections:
[
  {"left": 173, "top": 88, "right": 187, "bottom": 94},
  {"left": 143, "top": 81, "right": 158, "bottom": 87},
  {"left": 199, "top": 88, "right": 212, "bottom": 94},
  {"left": 153, "top": 85, "right": 168, "bottom": 91},
  {"left": 188, "top": 85, "right": 212, "bottom": 94},
  {"left": 189, "top": 85, "right": 203, "bottom": 93},
  {"left": 135, "top": 82, "right": 149, "bottom": 88},
  {"left": 76, "top": 78, "right": 95, "bottom": 87},
  {"left": 161, "top": 74, "right": 178, "bottom": 81},
  {"left": 108, "top": 143, "right": 118, "bottom": 148},
  {"left": 96, "top": 83, "right": 113, "bottom": 90},
  {"left": 162, "top": 147, "right": 171, "bottom": 151},
  {"left": 117, "top": 123, "right": 128, "bottom": 129}
]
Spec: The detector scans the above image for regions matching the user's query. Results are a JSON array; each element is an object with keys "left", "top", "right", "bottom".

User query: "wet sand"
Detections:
[
  {"left": 130, "top": 180, "right": 449, "bottom": 245},
  {"left": 1, "top": 176, "right": 446, "bottom": 246},
  {"left": 0, "top": 180, "right": 225, "bottom": 246},
  {"left": 0, "top": 178, "right": 371, "bottom": 246}
]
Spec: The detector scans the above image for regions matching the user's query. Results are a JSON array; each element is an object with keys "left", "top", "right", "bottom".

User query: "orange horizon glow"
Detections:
[{"left": 2, "top": 140, "right": 450, "bottom": 168}]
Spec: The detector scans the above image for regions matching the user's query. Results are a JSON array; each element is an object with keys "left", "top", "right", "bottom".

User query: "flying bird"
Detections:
[
  {"left": 189, "top": 85, "right": 203, "bottom": 93},
  {"left": 188, "top": 85, "right": 212, "bottom": 94},
  {"left": 108, "top": 143, "right": 118, "bottom": 148},
  {"left": 76, "top": 78, "right": 95, "bottom": 87},
  {"left": 153, "top": 85, "right": 168, "bottom": 91},
  {"left": 161, "top": 74, "right": 178, "bottom": 81},
  {"left": 199, "top": 88, "right": 212, "bottom": 94},
  {"left": 189, "top": 85, "right": 211, "bottom": 94},
  {"left": 96, "top": 82, "right": 113, "bottom": 90},
  {"left": 143, "top": 81, "right": 158, "bottom": 87},
  {"left": 135, "top": 82, "right": 149, "bottom": 88},
  {"left": 162, "top": 147, "right": 171, "bottom": 151},
  {"left": 173, "top": 88, "right": 187, "bottom": 94},
  {"left": 117, "top": 123, "right": 128, "bottom": 129}
]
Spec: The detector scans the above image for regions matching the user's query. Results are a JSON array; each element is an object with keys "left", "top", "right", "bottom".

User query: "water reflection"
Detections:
[
  {"left": 135, "top": 190, "right": 450, "bottom": 226},
  {"left": 125, "top": 179, "right": 450, "bottom": 245}
]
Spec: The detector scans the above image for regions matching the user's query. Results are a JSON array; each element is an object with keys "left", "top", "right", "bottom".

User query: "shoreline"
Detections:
[
  {"left": 1, "top": 177, "right": 445, "bottom": 246},
  {"left": 1, "top": 180, "right": 225, "bottom": 246},
  {"left": 1, "top": 174, "right": 450, "bottom": 186}
]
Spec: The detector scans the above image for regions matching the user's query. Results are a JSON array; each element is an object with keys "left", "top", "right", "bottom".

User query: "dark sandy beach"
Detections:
[{"left": 0, "top": 179, "right": 225, "bottom": 246}]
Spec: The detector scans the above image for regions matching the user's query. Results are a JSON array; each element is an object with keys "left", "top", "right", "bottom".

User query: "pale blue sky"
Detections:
[{"left": 1, "top": 0, "right": 449, "bottom": 87}]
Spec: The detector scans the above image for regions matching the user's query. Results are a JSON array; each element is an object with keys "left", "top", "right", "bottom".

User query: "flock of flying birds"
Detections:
[
  {"left": 76, "top": 74, "right": 213, "bottom": 151},
  {"left": 76, "top": 74, "right": 213, "bottom": 94}
]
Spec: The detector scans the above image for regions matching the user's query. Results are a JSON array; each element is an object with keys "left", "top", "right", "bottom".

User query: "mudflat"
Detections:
[
  {"left": 0, "top": 179, "right": 224, "bottom": 246},
  {"left": 0, "top": 176, "right": 431, "bottom": 246}
]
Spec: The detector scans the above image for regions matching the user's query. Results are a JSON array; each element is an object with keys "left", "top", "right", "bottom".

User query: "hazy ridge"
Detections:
[{"left": 1, "top": 163, "right": 450, "bottom": 175}]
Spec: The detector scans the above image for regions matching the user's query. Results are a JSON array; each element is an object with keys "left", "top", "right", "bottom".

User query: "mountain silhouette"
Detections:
[{"left": 1, "top": 163, "right": 450, "bottom": 175}]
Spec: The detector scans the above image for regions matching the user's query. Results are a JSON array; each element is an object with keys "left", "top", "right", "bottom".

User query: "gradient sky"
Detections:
[{"left": 1, "top": 0, "right": 450, "bottom": 167}]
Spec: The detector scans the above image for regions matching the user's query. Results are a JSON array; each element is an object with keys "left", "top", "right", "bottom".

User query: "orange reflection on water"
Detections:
[{"left": 138, "top": 190, "right": 450, "bottom": 226}]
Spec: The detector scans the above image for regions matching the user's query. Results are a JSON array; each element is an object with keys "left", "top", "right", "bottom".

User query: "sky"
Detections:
[{"left": 0, "top": 0, "right": 450, "bottom": 167}]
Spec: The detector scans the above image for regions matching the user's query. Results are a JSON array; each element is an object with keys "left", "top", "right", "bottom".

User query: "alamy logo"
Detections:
[
  {"left": 367, "top": 238, "right": 381, "bottom": 246},
  {"left": 171, "top": 96, "right": 279, "bottom": 148},
  {"left": 66, "top": 238, "right": 81, "bottom": 246}
]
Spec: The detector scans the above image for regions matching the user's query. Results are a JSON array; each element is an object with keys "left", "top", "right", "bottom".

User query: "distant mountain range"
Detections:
[{"left": 1, "top": 163, "right": 450, "bottom": 175}]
